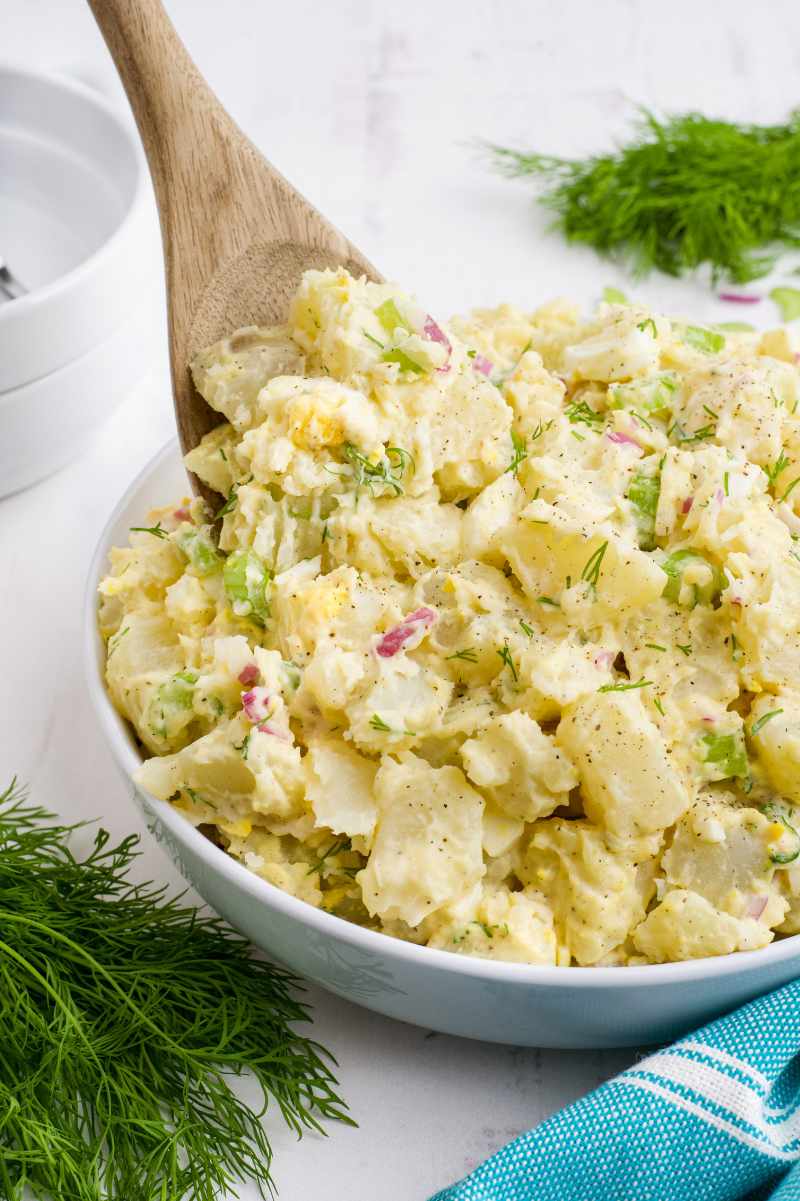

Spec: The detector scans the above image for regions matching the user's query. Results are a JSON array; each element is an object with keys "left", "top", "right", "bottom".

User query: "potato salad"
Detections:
[{"left": 99, "top": 269, "right": 800, "bottom": 966}]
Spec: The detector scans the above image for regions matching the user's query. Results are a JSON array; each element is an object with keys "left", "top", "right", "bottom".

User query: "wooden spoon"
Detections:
[{"left": 87, "top": 0, "right": 381, "bottom": 503}]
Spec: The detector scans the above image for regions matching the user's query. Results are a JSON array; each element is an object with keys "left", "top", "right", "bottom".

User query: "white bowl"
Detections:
[
  {"left": 0, "top": 303, "right": 160, "bottom": 496},
  {"left": 0, "top": 64, "right": 158, "bottom": 392},
  {"left": 85, "top": 442, "right": 800, "bottom": 1048}
]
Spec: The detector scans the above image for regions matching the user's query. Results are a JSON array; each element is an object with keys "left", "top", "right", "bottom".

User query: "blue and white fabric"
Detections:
[{"left": 430, "top": 980, "right": 800, "bottom": 1201}]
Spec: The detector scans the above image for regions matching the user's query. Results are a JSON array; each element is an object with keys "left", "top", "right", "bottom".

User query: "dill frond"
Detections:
[
  {"left": 0, "top": 780, "right": 351, "bottom": 1200},
  {"left": 488, "top": 110, "right": 800, "bottom": 283}
]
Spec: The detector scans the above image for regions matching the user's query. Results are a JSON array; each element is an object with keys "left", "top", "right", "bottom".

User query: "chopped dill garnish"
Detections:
[
  {"left": 487, "top": 110, "right": 800, "bottom": 283},
  {"left": 537, "top": 596, "right": 560, "bottom": 607},
  {"left": 645, "top": 643, "right": 667, "bottom": 652},
  {"left": 637, "top": 318, "right": 657, "bottom": 338},
  {"left": 723, "top": 471, "right": 730, "bottom": 496},
  {"left": 497, "top": 642, "right": 518, "bottom": 683},
  {"left": 781, "top": 475, "right": 800, "bottom": 503},
  {"left": 363, "top": 329, "right": 386, "bottom": 349},
  {"left": 750, "top": 709, "right": 784, "bottom": 738},
  {"left": 219, "top": 447, "right": 227, "bottom": 461},
  {"left": 676, "top": 423, "right": 716, "bottom": 444},
  {"left": 446, "top": 648, "right": 479, "bottom": 663},
  {"left": 598, "top": 677, "right": 653, "bottom": 693},
  {"left": 565, "top": 399, "right": 604, "bottom": 428},
  {"left": 506, "top": 430, "right": 528, "bottom": 476},
  {"left": 580, "top": 541, "right": 608, "bottom": 589},
  {"left": 215, "top": 476, "right": 253, "bottom": 520},
  {"left": 306, "top": 839, "right": 349, "bottom": 876},
  {"left": 765, "top": 451, "right": 790, "bottom": 487},
  {"left": 340, "top": 443, "right": 415, "bottom": 498},
  {"left": 653, "top": 696, "right": 666, "bottom": 716},
  {"left": 519, "top": 619, "right": 535, "bottom": 638},
  {"left": 322, "top": 522, "right": 331, "bottom": 542},
  {"left": 369, "top": 714, "right": 392, "bottom": 733},
  {"left": 702, "top": 404, "right": 718, "bottom": 420},
  {"left": 234, "top": 731, "right": 252, "bottom": 760},
  {"left": 130, "top": 521, "right": 168, "bottom": 539},
  {"left": 676, "top": 643, "right": 692, "bottom": 656}
]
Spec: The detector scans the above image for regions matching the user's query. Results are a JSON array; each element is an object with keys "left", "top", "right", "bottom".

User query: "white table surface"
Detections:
[{"left": 3, "top": 1, "right": 800, "bottom": 1196}]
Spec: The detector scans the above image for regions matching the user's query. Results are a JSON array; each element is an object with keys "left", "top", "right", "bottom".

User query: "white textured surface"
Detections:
[{"left": 2, "top": 1, "right": 800, "bottom": 1196}]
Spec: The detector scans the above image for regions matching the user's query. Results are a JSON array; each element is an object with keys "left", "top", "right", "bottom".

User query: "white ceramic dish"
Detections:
[
  {"left": 85, "top": 442, "right": 800, "bottom": 1048},
  {"left": 0, "top": 64, "right": 158, "bottom": 392},
  {"left": 0, "top": 303, "right": 160, "bottom": 496}
]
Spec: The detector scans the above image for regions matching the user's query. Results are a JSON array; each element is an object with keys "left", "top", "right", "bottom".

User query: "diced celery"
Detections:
[
  {"left": 627, "top": 471, "right": 660, "bottom": 551},
  {"left": 602, "top": 286, "right": 628, "bottom": 304},
  {"left": 177, "top": 526, "right": 223, "bottom": 576},
  {"left": 661, "top": 549, "right": 726, "bottom": 608},
  {"left": 699, "top": 730, "right": 748, "bottom": 781},
  {"left": 223, "top": 549, "right": 271, "bottom": 623},
  {"left": 150, "top": 670, "right": 198, "bottom": 739},
  {"left": 607, "top": 372, "right": 678, "bottom": 415},
  {"left": 375, "top": 299, "right": 414, "bottom": 336},
  {"left": 681, "top": 325, "right": 725, "bottom": 354},
  {"left": 281, "top": 660, "right": 302, "bottom": 692},
  {"left": 381, "top": 347, "right": 426, "bottom": 374}
]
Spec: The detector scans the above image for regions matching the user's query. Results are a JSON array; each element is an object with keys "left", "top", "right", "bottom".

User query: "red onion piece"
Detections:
[
  {"left": 242, "top": 686, "right": 273, "bottom": 723},
  {"left": 718, "top": 293, "right": 761, "bottom": 304},
  {"left": 174, "top": 507, "right": 191, "bottom": 521},
  {"left": 376, "top": 607, "right": 437, "bottom": 658},
  {"left": 238, "top": 663, "right": 259, "bottom": 686},
  {"left": 746, "top": 895, "right": 768, "bottom": 919},
  {"left": 471, "top": 353, "right": 493, "bottom": 377},
  {"left": 715, "top": 487, "right": 724, "bottom": 505},
  {"left": 593, "top": 650, "right": 615, "bottom": 669},
  {"left": 607, "top": 431, "right": 641, "bottom": 449},
  {"left": 681, "top": 497, "right": 694, "bottom": 514},
  {"left": 423, "top": 316, "right": 452, "bottom": 373},
  {"left": 257, "top": 721, "right": 290, "bottom": 741}
]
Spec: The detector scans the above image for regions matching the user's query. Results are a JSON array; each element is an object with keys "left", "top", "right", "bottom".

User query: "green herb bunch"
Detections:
[
  {"left": 0, "top": 781, "right": 350, "bottom": 1200},
  {"left": 489, "top": 109, "right": 800, "bottom": 282}
]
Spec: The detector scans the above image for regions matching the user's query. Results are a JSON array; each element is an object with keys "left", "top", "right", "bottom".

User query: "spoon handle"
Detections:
[{"left": 87, "top": 0, "right": 379, "bottom": 474}]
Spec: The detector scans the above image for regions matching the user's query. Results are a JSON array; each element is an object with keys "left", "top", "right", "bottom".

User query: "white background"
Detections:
[{"left": 3, "top": 2, "right": 800, "bottom": 1197}]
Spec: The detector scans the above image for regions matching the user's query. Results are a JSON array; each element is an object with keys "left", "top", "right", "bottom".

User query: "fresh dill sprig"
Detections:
[
  {"left": 765, "top": 451, "right": 791, "bottom": 487},
  {"left": 487, "top": 109, "right": 800, "bottom": 283},
  {"left": 565, "top": 399, "right": 604, "bottom": 429},
  {"left": 129, "top": 521, "right": 168, "bottom": 539},
  {"left": 598, "top": 677, "right": 653, "bottom": 693},
  {"left": 580, "top": 541, "right": 608, "bottom": 590},
  {"left": 0, "top": 780, "right": 351, "bottom": 1201},
  {"left": 496, "top": 641, "right": 518, "bottom": 682},
  {"left": 505, "top": 430, "right": 528, "bottom": 476},
  {"left": 750, "top": 709, "right": 784, "bottom": 738},
  {"left": 339, "top": 443, "right": 415, "bottom": 498},
  {"left": 446, "top": 647, "right": 479, "bottom": 663},
  {"left": 369, "top": 713, "right": 392, "bottom": 732},
  {"left": 306, "top": 839, "right": 349, "bottom": 876}
]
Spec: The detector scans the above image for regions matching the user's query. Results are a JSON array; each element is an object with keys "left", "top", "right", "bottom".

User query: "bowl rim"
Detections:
[
  {"left": 84, "top": 438, "right": 800, "bottom": 991},
  {"left": 0, "top": 61, "right": 149, "bottom": 321}
]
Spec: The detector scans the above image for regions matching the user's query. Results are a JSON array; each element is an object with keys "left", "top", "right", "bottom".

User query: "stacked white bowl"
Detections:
[{"left": 0, "top": 64, "right": 161, "bottom": 497}]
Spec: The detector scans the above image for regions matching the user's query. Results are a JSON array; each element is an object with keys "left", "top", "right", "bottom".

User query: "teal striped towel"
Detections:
[{"left": 430, "top": 980, "right": 800, "bottom": 1201}]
